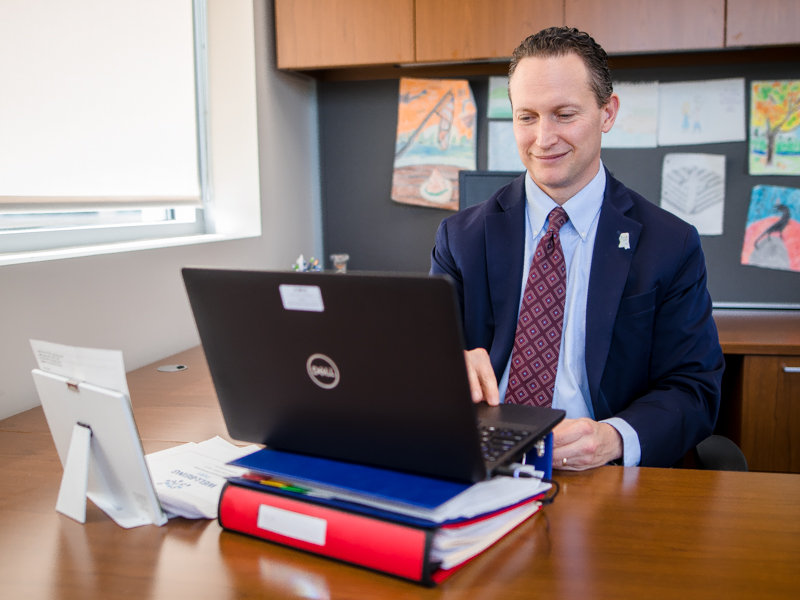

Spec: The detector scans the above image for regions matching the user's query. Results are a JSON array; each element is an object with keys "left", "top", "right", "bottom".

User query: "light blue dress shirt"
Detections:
[{"left": 497, "top": 162, "right": 642, "bottom": 466}]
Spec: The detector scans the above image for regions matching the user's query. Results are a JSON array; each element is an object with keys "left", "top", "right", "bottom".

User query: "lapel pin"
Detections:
[{"left": 618, "top": 232, "right": 630, "bottom": 250}]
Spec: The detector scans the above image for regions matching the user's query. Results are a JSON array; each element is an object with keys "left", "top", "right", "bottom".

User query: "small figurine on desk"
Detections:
[
  {"left": 330, "top": 253, "right": 350, "bottom": 274},
  {"left": 291, "top": 254, "right": 322, "bottom": 273}
]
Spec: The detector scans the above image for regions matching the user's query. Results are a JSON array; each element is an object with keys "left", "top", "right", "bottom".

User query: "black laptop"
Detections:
[{"left": 182, "top": 268, "right": 565, "bottom": 483}]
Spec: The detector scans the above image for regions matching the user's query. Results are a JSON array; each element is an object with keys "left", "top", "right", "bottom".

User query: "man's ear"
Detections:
[{"left": 601, "top": 93, "right": 620, "bottom": 134}]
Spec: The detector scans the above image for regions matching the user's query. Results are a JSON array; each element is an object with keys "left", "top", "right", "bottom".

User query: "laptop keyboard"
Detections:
[{"left": 479, "top": 425, "right": 531, "bottom": 462}]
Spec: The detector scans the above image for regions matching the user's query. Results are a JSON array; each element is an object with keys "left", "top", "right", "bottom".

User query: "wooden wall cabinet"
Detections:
[
  {"left": 565, "top": 0, "right": 725, "bottom": 54},
  {"left": 740, "top": 356, "right": 800, "bottom": 473},
  {"left": 726, "top": 0, "right": 800, "bottom": 48},
  {"left": 414, "top": 0, "right": 563, "bottom": 63},
  {"left": 275, "top": 0, "right": 414, "bottom": 69},
  {"left": 275, "top": 1, "right": 797, "bottom": 72}
]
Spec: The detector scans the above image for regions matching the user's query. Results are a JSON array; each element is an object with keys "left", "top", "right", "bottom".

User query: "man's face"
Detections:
[{"left": 509, "top": 53, "right": 618, "bottom": 203}]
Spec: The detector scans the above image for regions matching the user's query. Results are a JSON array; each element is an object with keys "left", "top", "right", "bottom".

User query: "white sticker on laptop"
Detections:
[
  {"left": 279, "top": 284, "right": 324, "bottom": 312},
  {"left": 257, "top": 504, "right": 327, "bottom": 545}
]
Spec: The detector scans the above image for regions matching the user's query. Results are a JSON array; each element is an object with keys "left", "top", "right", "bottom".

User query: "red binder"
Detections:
[{"left": 218, "top": 481, "right": 542, "bottom": 585}]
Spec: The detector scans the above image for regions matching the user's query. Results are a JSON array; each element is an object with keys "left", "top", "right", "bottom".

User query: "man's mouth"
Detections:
[{"left": 535, "top": 152, "right": 568, "bottom": 162}]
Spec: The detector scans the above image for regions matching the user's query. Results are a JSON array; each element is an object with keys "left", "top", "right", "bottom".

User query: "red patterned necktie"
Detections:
[{"left": 506, "top": 207, "right": 569, "bottom": 407}]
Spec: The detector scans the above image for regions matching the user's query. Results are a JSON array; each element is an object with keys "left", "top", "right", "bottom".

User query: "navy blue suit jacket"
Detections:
[{"left": 431, "top": 171, "right": 724, "bottom": 467}]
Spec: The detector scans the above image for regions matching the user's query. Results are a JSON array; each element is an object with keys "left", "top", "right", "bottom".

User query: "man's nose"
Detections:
[{"left": 535, "top": 118, "right": 558, "bottom": 149}]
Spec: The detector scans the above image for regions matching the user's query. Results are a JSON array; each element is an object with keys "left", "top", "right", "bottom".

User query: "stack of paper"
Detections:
[
  {"left": 432, "top": 501, "right": 541, "bottom": 569},
  {"left": 146, "top": 437, "right": 259, "bottom": 519}
]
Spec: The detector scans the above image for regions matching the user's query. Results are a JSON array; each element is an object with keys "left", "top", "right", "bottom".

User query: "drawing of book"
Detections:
[{"left": 661, "top": 165, "right": 724, "bottom": 215}]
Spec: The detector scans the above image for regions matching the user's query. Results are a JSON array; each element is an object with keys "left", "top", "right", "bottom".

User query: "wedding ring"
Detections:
[{"left": 562, "top": 457, "right": 568, "bottom": 466}]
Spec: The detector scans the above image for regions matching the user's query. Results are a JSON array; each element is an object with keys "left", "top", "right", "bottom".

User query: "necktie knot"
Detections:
[{"left": 547, "top": 207, "right": 569, "bottom": 234}]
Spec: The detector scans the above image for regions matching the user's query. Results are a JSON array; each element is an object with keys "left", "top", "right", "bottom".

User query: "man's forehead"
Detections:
[
  {"left": 509, "top": 54, "right": 593, "bottom": 101},
  {"left": 511, "top": 53, "right": 590, "bottom": 83}
]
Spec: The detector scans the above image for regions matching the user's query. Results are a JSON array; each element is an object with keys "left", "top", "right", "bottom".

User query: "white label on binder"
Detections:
[
  {"left": 279, "top": 285, "right": 324, "bottom": 312},
  {"left": 257, "top": 504, "right": 327, "bottom": 546}
]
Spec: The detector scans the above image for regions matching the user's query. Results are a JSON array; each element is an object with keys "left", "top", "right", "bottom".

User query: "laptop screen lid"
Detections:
[{"left": 182, "top": 268, "right": 560, "bottom": 483}]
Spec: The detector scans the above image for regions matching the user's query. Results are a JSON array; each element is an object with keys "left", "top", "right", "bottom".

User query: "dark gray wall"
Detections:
[
  {"left": 319, "top": 62, "right": 800, "bottom": 305},
  {"left": 319, "top": 78, "right": 487, "bottom": 273}
]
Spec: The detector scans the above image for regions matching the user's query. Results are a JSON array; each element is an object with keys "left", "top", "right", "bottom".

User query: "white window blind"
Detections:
[{"left": 0, "top": 0, "right": 201, "bottom": 212}]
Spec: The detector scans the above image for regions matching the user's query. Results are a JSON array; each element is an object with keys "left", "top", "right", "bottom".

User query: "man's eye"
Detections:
[{"left": 559, "top": 113, "right": 576, "bottom": 119}]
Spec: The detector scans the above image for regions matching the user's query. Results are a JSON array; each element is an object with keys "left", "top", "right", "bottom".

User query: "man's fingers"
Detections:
[
  {"left": 552, "top": 421, "right": 624, "bottom": 470},
  {"left": 464, "top": 349, "right": 499, "bottom": 405},
  {"left": 465, "top": 356, "right": 485, "bottom": 403},
  {"left": 480, "top": 370, "right": 499, "bottom": 406},
  {"left": 552, "top": 418, "right": 593, "bottom": 447}
]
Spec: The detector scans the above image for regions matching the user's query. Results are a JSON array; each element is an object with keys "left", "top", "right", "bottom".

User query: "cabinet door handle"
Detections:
[{"left": 784, "top": 366, "right": 800, "bottom": 373}]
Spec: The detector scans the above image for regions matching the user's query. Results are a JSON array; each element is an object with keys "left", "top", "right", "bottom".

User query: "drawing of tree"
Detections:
[{"left": 752, "top": 81, "right": 800, "bottom": 165}]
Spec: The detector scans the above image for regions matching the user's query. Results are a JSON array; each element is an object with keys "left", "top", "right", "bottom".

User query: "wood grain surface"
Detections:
[
  {"left": 275, "top": 0, "right": 415, "bottom": 69},
  {"left": 566, "top": 0, "right": 725, "bottom": 54},
  {"left": 714, "top": 310, "right": 800, "bottom": 356},
  {"left": 415, "top": 0, "right": 563, "bottom": 62},
  {"left": 2, "top": 346, "right": 799, "bottom": 599},
  {"left": 740, "top": 354, "right": 800, "bottom": 472},
  {"left": 726, "top": 0, "right": 800, "bottom": 47}
]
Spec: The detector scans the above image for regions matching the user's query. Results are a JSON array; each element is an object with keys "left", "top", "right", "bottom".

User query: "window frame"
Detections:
[{"left": 0, "top": 0, "right": 257, "bottom": 266}]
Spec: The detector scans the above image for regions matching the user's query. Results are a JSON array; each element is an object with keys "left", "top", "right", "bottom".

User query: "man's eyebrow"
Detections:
[{"left": 514, "top": 103, "right": 580, "bottom": 113}]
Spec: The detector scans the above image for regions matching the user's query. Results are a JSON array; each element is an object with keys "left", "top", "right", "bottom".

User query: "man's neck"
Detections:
[{"left": 530, "top": 160, "right": 603, "bottom": 205}]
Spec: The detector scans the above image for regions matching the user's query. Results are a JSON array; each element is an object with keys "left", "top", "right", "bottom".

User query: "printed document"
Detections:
[{"left": 146, "top": 437, "right": 259, "bottom": 519}]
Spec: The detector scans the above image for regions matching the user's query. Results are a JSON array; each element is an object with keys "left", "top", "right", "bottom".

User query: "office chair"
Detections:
[{"left": 692, "top": 435, "right": 748, "bottom": 472}]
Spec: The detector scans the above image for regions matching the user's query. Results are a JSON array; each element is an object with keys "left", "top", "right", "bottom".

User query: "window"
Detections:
[{"left": 0, "top": 0, "right": 210, "bottom": 254}]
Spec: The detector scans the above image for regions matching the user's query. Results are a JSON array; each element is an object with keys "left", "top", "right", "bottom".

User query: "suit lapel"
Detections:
[
  {"left": 585, "top": 173, "right": 642, "bottom": 412},
  {"left": 485, "top": 176, "right": 526, "bottom": 369}
]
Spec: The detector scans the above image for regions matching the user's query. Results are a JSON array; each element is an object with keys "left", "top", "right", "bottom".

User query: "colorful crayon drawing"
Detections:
[
  {"left": 392, "top": 78, "right": 476, "bottom": 211},
  {"left": 749, "top": 80, "right": 800, "bottom": 176},
  {"left": 741, "top": 185, "right": 800, "bottom": 273}
]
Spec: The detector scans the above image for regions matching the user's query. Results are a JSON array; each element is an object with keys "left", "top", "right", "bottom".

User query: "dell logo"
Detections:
[{"left": 306, "top": 353, "right": 340, "bottom": 389}]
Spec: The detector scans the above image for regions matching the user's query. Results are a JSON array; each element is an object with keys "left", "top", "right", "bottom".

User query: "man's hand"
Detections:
[
  {"left": 464, "top": 348, "right": 499, "bottom": 406},
  {"left": 552, "top": 418, "right": 623, "bottom": 470}
]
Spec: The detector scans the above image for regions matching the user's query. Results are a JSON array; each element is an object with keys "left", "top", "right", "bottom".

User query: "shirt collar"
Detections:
[{"left": 524, "top": 161, "right": 606, "bottom": 238}]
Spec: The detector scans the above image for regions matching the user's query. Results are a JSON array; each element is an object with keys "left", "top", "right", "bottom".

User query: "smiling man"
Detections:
[{"left": 430, "top": 28, "right": 724, "bottom": 470}]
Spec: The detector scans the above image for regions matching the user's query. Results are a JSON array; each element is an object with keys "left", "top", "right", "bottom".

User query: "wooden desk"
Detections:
[
  {"left": 714, "top": 310, "right": 800, "bottom": 473},
  {"left": 1, "top": 347, "right": 799, "bottom": 599}
]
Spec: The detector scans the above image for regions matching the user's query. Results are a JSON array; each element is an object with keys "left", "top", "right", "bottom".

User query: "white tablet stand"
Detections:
[
  {"left": 56, "top": 422, "right": 93, "bottom": 522},
  {"left": 32, "top": 369, "right": 168, "bottom": 528}
]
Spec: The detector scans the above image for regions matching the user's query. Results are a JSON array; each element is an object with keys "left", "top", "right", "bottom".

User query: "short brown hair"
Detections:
[{"left": 509, "top": 27, "right": 613, "bottom": 108}]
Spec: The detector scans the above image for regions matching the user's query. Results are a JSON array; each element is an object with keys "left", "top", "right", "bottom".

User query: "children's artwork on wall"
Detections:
[
  {"left": 657, "top": 78, "right": 746, "bottom": 146},
  {"left": 749, "top": 80, "right": 800, "bottom": 176},
  {"left": 660, "top": 153, "right": 725, "bottom": 235},
  {"left": 392, "top": 78, "right": 477, "bottom": 211},
  {"left": 601, "top": 82, "right": 658, "bottom": 148},
  {"left": 488, "top": 121, "right": 525, "bottom": 172},
  {"left": 488, "top": 76, "right": 512, "bottom": 119},
  {"left": 741, "top": 185, "right": 800, "bottom": 273}
]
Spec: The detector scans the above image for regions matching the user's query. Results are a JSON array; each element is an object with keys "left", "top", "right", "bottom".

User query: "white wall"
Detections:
[{"left": 0, "top": 0, "right": 322, "bottom": 420}]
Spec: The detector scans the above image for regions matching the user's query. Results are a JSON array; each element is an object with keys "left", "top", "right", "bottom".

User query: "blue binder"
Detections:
[{"left": 230, "top": 448, "right": 471, "bottom": 511}]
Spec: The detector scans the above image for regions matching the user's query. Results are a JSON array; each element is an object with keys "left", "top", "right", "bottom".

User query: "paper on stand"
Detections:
[
  {"left": 30, "top": 340, "right": 130, "bottom": 398},
  {"left": 146, "top": 437, "right": 259, "bottom": 519}
]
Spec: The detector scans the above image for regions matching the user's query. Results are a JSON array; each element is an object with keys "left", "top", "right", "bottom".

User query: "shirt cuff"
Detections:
[{"left": 601, "top": 417, "right": 641, "bottom": 467}]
